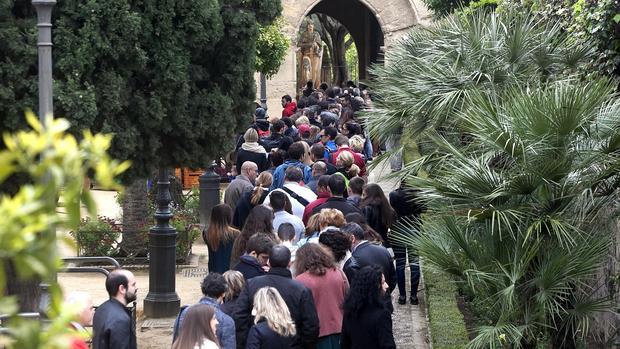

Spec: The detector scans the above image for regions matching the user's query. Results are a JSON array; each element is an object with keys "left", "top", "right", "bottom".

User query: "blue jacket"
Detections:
[
  {"left": 270, "top": 160, "right": 312, "bottom": 190},
  {"left": 323, "top": 140, "right": 338, "bottom": 161},
  {"left": 175, "top": 297, "right": 236, "bottom": 349}
]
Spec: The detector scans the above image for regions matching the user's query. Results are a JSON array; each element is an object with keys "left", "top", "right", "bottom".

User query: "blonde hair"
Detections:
[
  {"left": 317, "top": 208, "right": 346, "bottom": 230},
  {"left": 252, "top": 287, "right": 296, "bottom": 337},
  {"left": 349, "top": 135, "right": 365, "bottom": 153},
  {"left": 336, "top": 151, "right": 360, "bottom": 178},
  {"left": 251, "top": 172, "right": 273, "bottom": 205},
  {"left": 223, "top": 270, "right": 245, "bottom": 301},
  {"left": 305, "top": 214, "right": 321, "bottom": 237},
  {"left": 309, "top": 126, "right": 320, "bottom": 141},
  {"left": 295, "top": 116, "right": 309, "bottom": 126},
  {"left": 244, "top": 128, "right": 259, "bottom": 143}
]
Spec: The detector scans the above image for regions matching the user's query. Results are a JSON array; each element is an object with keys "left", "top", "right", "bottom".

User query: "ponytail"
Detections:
[{"left": 251, "top": 184, "right": 264, "bottom": 205}]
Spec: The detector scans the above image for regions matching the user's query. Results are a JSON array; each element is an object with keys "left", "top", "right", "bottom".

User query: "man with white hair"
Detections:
[{"left": 224, "top": 161, "right": 258, "bottom": 210}]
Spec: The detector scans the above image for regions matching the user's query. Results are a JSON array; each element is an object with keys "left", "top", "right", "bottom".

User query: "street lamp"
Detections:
[
  {"left": 32, "top": 0, "right": 55, "bottom": 122},
  {"left": 32, "top": 0, "right": 56, "bottom": 316},
  {"left": 143, "top": 168, "right": 180, "bottom": 318},
  {"left": 199, "top": 161, "right": 220, "bottom": 229}
]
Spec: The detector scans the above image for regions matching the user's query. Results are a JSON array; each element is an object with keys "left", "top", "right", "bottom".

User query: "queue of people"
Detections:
[{"left": 87, "top": 82, "right": 425, "bottom": 349}]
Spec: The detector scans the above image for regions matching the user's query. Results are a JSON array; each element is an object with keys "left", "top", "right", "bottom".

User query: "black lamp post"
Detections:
[
  {"left": 32, "top": 0, "right": 55, "bottom": 121},
  {"left": 32, "top": 0, "right": 55, "bottom": 316},
  {"left": 143, "top": 168, "right": 180, "bottom": 318},
  {"left": 260, "top": 72, "right": 267, "bottom": 110},
  {"left": 199, "top": 161, "right": 220, "bottom": 230}
]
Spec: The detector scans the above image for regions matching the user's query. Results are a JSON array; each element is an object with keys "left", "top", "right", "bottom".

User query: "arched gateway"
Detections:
[{"left": 259, "top": 0, "right": 430, "bottom": 112}]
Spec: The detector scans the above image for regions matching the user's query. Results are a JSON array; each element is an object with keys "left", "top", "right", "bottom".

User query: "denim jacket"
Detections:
[
  {"left": 270, "top": 160, "right": 312, "bottom": 190},
  {"left": 175, "top": 297, "right": 236, "bottom": 349}
]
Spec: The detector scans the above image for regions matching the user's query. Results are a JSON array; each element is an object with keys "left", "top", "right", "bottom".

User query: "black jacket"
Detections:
[
  {"left": 233, "top": 267, "right": 319, "bottom": 349},
  {"left": 312, "top": 197, "right": 361, "bottom": 217},
  {"left": 260, "top": 133, "right": 283, "bottom": 151},
  {"left": 233, "top": 255, "right": 266, "bottom": 281},
  {"left": 92, "top": 298, "right": 136, "bottom": 349},
  {"left": 220, "top": 296, "right": 241, "bottom": 318},
  {"left": 362, "top": 204, "right": 390, "bottom": 246},
  {"left": 341, "top": 304, "right": 396, "bottom": 349},
  {"left": 232, "top": 190, "right": 268, "bottom": 229},
  {"left": 236, "top": 149, "right": 269, "bottom": 174},
  {"left": 246, "top": 320, "right": 295, "bottom": 349},
  {"left": 343, "top": 241, "right": 396, "bottom": 293},
  {"left": 389, "top": 188, "right": 426, "bottom": 238}
]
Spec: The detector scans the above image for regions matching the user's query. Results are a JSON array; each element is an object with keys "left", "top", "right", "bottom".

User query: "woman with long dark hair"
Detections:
[
  {"left": 172, "top": 304, "right": 219, "bottom": 349},
  {"left": 205, "top": 204, "right": 240, "bottom": 273},
  {"left": 230, "top": 205, "right": 274, "bottom": 265},
  {"left": 295, "top": 244, "right": 349, "bottom": 349},
  {"left": 360, "top": 184, "right": 395, "bottom": 247},
  {"left": 341, "top": 265, "right": 395, "bottom": 349}
]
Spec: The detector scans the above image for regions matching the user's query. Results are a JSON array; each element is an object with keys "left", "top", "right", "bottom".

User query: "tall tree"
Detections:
[
  {"left": 314, "top": 14, "right": 350, "bottom": 86},
  {"left": 1, "top": 0, "right": 282, "bottom": 258}
]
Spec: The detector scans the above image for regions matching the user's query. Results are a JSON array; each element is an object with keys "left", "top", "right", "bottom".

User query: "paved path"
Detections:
[{"left": 58, "top": 160, "right": 430, "bottom": 348}]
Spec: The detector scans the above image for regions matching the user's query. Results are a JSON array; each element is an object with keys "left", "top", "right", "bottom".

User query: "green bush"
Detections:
[
  {"left": 425, "top": 268, "right": 470, "bottom": 349},
  {"left": 70, "top": 216, "right": 120, "bottom": 256}
]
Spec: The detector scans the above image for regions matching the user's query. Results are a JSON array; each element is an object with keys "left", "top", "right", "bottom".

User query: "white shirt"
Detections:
[
  {"left": 273, "top": 210, "right": 306, "bottom": 242},
  {"left": 263, "top": 182, "right": 317, "bottom": 219}
]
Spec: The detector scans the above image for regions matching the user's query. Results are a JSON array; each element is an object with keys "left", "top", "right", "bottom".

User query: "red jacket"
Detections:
[
  {"left": 303, "top": 192, "right": 330, "bottom": 224},
  {"left": 282, "top": 101, "right": 297, "bottom": 117},
  {"left": 331, "top": 147, "right": 367, "bottom": 176}
]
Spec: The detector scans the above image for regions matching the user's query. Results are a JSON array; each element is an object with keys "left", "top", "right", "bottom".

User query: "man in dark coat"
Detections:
[
  {"left": 341, "top": 223, "right": 396, "bottom": 294},
  {"left": 233, "top": 245, "right": 319, "bottom": 349},
  {"left": 92, "top": 269, "right": 137, "bottom": 349},
  {"left": 232, "top": 234, "right": 275, "bottom": 281},
  {"left": 312, "top": 174, "right": 361, "bottom": 216}
]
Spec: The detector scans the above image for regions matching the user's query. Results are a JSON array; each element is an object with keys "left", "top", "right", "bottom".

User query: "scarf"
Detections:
[{"left": 241, "top": 142, "right": 267, "bottom": 154}]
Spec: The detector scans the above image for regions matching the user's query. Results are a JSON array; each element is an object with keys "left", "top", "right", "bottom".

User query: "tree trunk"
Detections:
[
  {"left": 4, "top": 261, "right": 40, "bottom": 312},
  {"left": 119, "top": 179, "right": 149, "bottom": 257},
  {"left": 317, "top": 14, "right": 349, "bottom": 87}
]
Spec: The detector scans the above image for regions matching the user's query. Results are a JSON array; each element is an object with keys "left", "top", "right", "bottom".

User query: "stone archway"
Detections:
[{"left": 260, "top": 0, "right": 430, "bottom": 114}]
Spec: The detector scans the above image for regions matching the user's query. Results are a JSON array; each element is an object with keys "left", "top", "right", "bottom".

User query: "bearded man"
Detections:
[{"left": 92, "top": 269, "right": 138, "bottom": 349}]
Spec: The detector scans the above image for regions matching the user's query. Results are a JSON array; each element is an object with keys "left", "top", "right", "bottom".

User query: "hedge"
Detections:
[{"left": 424, "top": 268, "right": 470, "bottom": 349}]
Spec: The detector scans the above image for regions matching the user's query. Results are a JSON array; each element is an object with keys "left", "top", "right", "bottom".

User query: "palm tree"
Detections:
[{"left": 366, "top": 9, "right": 620, "bottom": 348}]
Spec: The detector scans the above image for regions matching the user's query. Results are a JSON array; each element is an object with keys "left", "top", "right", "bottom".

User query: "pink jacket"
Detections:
[{"left": 296, "top": 268, "right": 349, "bottom": 337}]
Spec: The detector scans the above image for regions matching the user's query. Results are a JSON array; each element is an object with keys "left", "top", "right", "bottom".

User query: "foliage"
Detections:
[
  {"left": 0, "top": 112, "right": 128, "bottom": 348},
  {"left": 423, "top": 0, "right": 473, "bottom": 17},
  {"left": 70, "top": 216, "right": 121, "bottom": 256},
  {"left": 1, "top": 0, "right": 282, "bottom": 182},
  {"left": 425, "top": 268, "right": 470, "bottom": 348},
  {"left": 371, "top": 10, "right": 620, "bottom": 348},
  {"left": 345, "top": 34, "right": 359, "bottom": 83},
  {"left": 256, "top": 17, "right": 290, "bottom": 78},
  {"left": 365, "top": 10, "right": 592, "bottom": 145}
]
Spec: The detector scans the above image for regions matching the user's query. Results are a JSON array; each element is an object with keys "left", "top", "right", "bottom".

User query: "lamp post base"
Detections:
[{"left": 143, "top": 293, "right": 180, "bottom": 318}]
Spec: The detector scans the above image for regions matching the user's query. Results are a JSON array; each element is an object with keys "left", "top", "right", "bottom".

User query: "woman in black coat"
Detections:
[
  {"left": 232, "top": 172, "right": 272, "bottom": 229},
  {"left": 246, "top": 287, "right": 296, "bottom": 349},
  {"left": 360, "top": 183, "right": 396, "bottom": 247},
  {"left": 236, "top": 128, "right": 269, "bottom": 174},
  {"left": 341, "top": 265, "right": 396, "bottom": 349}
]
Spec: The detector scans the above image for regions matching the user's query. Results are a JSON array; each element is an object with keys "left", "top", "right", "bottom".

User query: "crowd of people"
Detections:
[{"left": 88, "top": 82, "right": 426, "bottom": 349}]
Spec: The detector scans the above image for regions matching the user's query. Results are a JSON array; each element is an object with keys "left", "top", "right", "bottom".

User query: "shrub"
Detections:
[
  {"left": 425, "top": 268, "right": 470, "bottom": 349},
  {"left": 70, "top": 216, "right": 121, "bottom": 256}
]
